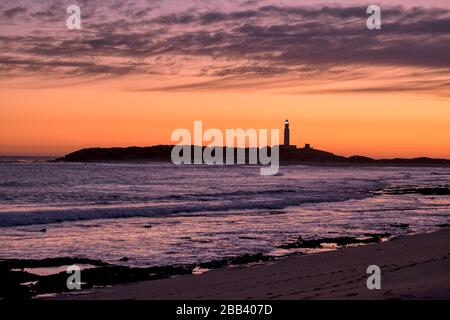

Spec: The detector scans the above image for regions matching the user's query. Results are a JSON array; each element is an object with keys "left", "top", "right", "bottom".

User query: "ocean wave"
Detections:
[
  {"left": 0, "top": 191, "right": 372, "bottom": 227},
  {"left": 155, "top": 188, "right": 298, "bottom": 201}
]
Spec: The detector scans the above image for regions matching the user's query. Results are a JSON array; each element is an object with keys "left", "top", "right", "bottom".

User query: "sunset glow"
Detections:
[{"left": 1, "top": 0, "right": 449, "bottom": 158}]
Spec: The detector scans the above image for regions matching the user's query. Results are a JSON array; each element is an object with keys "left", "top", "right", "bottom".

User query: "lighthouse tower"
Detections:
[{"left": 284, "top": 120, "right": 290, "bottom": 147}]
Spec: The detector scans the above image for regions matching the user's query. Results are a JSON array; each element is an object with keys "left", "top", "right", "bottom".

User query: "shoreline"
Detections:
[{"left": 56, "top": 228, "right": 450, "bottom": 300}]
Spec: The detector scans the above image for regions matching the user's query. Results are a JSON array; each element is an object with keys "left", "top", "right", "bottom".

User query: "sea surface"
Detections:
[{"left": 0, "top": 161, "right": 449, "bottom": 267}]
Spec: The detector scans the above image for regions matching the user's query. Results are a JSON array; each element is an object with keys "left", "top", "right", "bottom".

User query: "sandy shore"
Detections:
[{"left": 61, "top": 228, "right": 450, "bottom": 300}]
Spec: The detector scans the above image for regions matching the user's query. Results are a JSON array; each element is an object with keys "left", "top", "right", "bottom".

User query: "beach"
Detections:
[{"left": 60, "top": 228, "right": 450, "bottom": 300}]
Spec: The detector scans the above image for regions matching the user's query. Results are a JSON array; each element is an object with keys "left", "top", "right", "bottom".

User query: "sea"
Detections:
[{"left": 0, "top": 160, "right": 449, "bottom": 267}]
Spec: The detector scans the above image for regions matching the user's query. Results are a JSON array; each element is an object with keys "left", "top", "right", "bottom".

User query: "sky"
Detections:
[{"left": 0, "top": 0, "right": 449, "bottom": 158}]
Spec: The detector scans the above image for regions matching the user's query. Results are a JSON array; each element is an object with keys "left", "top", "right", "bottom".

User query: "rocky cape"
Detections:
[{"left": 56, "top": 145, "right": 450, "bottom": 166}]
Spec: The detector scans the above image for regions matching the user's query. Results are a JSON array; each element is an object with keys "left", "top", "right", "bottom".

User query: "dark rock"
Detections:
[
  {"left": 436, "top": 223, "right": 450, "bottom": 228},
  {"left": 0, "top": 257, "right": 108, "bottom": 300},
  {"left": 279, "top": 233, "right": 391, "bottom": 249},
  {"left": 0, "top": 257, "right": 195, "bottom": 300},
  {"left": 390, "top": 223, "right": 409, "bottom": 229},
  {"left": 363, "top": 233, "right": 392, "bottom": 240},
  {"left": 198, "top": 253, "right": 273, "bottom": 270},
  {"left": 0, "top": 253, "right": 277, "bottom": 299},
  {"left": 0, "top": 257, "right": 108, "bottom": 269}
]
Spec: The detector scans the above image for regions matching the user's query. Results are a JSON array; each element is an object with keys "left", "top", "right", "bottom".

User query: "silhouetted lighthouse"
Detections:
[{"left": 284, "top": 120, "right": 290, "bottom": 147}]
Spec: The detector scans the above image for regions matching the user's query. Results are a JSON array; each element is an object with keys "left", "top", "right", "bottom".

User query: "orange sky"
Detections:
[
  {"left": 1, "top": 1, "right": 449, "bottom": 158},
  {"left": 1, "top": 79, "right": 449, "bottom": 158}
]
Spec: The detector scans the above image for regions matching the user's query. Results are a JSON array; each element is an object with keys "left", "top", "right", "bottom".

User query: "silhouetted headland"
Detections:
[{"left": 56, "top": 145, "right": 450, "bottom": 167}]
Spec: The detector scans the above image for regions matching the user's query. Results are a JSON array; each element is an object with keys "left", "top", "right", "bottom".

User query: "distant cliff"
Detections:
[{"left": 56, "top": 145, "right": 450, "bottom": 166}]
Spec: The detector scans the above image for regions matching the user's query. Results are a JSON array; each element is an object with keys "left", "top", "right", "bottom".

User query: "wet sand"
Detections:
[{"left": 60, "top": 228, "right": 450, "bottom": 300}]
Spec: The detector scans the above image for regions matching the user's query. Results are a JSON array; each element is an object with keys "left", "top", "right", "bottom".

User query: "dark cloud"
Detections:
[
  {"left": 307, "top": 80, "right": 450, "bottom": 98},
  {"left": 153, "top": 13, "right": 196, "bottom": 25},
  {"left": 0, "top": 3, "right": 449, "bottom": 94},
  {"left": 0, "top": 56, "right": 138, "bottom": 76},
  {"left": 3, "top": 6, "right": 26, "bottom": 18}
]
